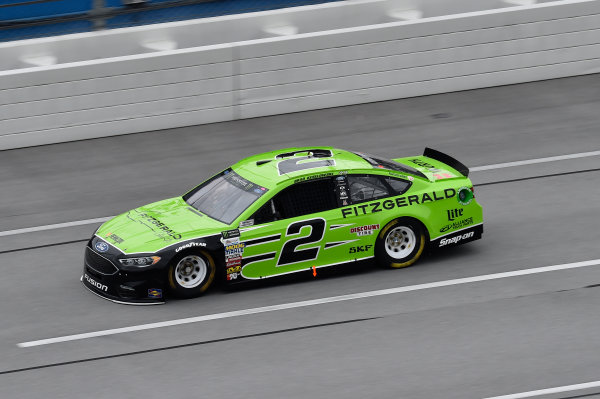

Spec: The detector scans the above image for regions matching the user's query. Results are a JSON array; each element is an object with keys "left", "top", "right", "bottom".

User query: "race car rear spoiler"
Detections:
[{"left": 423, "top": 147, "right": 469, "bottom": 177}]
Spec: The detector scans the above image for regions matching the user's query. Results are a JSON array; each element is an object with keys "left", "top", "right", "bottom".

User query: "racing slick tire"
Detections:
[
  {"left": 167, "top": 250, "right": 216, "bottom": 298},
  {"left": 375, "top": 218, "right": 426, "bottom": 268}
]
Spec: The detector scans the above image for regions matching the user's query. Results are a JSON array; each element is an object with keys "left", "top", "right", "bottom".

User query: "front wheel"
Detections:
[
  {"left": 375, "top": 218, "right": 426, "bottom": 268},
  {"left": 167, "top": 251, "right": 216, "bottom": 298}
]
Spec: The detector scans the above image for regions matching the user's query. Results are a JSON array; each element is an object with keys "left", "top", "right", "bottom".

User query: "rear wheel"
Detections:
[
  {"left": 168, "top": 251, "right": 216, "bottom": 298},
  {"left": 376, "top": 218, "right": 425, "bottom": 268}
]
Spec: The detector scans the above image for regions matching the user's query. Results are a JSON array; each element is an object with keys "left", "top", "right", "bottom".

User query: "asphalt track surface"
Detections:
[{"left": 1, "top": 74, "right": 600, "bottom": 399}]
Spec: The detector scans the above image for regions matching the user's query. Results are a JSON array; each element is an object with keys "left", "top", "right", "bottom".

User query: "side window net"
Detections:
[
  {"left": 250, "top": 179, "right": 336, "bottom": 224},
  {"left": 276, "top": 179, "right": 336, "bottom": 219},
  {"left": 251, "top": 200, "right": 276, "bottom": 225},
  {"left": 348, "top": 175, "right": 389, "bottom": 203}
]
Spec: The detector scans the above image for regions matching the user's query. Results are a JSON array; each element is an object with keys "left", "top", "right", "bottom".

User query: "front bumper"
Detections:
[
  {"left": 81, "top": 276, "right": 163, "bottom": 305},
  {"left": 82, "top": 245, "right": 166, "bottom": 305}
]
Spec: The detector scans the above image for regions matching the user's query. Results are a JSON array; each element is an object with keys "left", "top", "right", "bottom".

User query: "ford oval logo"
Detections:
[{"left": 95, "top": 241, "right": 109, "bottom": 253}]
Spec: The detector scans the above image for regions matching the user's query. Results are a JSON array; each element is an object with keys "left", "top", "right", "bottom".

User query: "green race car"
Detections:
[{"left": 82, "top": 147, "right": 483, "bottom": 304}]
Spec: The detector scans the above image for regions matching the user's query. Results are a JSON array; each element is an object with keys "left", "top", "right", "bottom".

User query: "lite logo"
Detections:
[{"left": 447, "top": 208, "right": 463, "bottom": 221}]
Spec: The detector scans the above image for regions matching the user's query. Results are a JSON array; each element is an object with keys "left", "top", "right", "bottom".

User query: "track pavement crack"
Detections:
[
  {"left": 0, "top": 239, "right": 88, "bottom": 255},
  {"left": 474, "top": 168, "right": 600, "bottom": 187}
]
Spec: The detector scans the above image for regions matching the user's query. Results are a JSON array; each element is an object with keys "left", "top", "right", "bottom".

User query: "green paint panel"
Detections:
[
  {"left": 95, "top": 147, "right": 483, "bottom": 279},
  {"left": 97, "top": 197, "right": 226, "bottom": 253}
]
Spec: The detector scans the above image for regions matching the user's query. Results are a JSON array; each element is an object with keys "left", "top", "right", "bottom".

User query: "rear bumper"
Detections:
[{"left": 430, "top": 223, "right": 483, "bottom": 249}]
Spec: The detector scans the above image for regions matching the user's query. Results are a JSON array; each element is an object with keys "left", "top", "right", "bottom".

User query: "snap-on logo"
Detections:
[{"left": 439, "top": 231, "right": 474, "bottom": 247}]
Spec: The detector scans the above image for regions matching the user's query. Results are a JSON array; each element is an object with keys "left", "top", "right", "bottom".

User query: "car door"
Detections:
[
  {"left": 237, "top": 177, "right": 338, "bottom": 280},
  {"left": 324, "top": 174, "right": 413, "bottom": 262}
]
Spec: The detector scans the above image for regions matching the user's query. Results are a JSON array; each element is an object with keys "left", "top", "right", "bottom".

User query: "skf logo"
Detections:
[
  {"left": 447, "top": 208, "right": 463, "bottom": 221},
  {"left": 84, "top": 273, "right": 108, "bottom": 292},
  {"left": 349, "top": 245, "right": 373, "bottom": 254}
]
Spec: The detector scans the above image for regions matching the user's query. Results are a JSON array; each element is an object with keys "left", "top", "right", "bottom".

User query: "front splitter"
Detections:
[{"left": 80, "top": 276, "right": 165, "bottom": 305}]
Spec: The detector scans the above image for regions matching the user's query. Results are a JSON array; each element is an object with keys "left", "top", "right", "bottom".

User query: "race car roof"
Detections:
[{"left": 231, "top": 147, "right": 372, "bottom": 188}]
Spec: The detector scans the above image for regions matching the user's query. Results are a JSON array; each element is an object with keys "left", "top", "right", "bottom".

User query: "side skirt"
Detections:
[
  {"left": 80, "top": 276, "right": 165, "bottom": 305},
  {"left": 238, "top": 256, "right": 375, "bottom": 281}
]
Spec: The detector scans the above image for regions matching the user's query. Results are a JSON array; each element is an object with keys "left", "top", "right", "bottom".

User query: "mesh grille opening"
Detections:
[{"left": 85, "top": 247, "right": 118, "bottom": 275}]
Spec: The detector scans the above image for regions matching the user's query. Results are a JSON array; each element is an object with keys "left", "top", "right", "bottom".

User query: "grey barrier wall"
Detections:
[{"left": 1, "top": 0, "right": 599, "bottom": 150}]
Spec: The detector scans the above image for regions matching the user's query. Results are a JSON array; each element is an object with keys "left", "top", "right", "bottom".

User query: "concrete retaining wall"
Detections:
[{"left": 1, "top": 0, "right": 599, "bottom": 150}]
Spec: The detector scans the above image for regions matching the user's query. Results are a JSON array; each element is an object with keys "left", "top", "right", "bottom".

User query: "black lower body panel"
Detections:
[
  {"left": 82, "top": 264, "right": 166, "bottom": 305},
  {"left": 430, "top": 224, "right": 483, "bottom": 249}
]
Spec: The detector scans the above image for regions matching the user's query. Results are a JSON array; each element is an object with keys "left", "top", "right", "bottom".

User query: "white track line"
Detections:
[
  {"left": 2, "top": 150, "right": 599, "bottom": 237},
  {"left": 470, "top": 150, "right": 600, "bottom": 172},
  {"left": 0, "top": 217, "right": 112, "bottom": 237},
  {"left": 483, "top": 380, "right": 600, "bottom": 398},
  {"left": 17, "top": 258, "right": 600, "bottom": 348}
]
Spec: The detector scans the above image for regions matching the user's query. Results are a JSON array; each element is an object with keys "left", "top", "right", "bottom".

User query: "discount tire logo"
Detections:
[
  {"left": 439, "top": 231, "right": 474, "bottom": 247},
  {"left": 350, "top": 224, "right": 379, "bottom": 236}
]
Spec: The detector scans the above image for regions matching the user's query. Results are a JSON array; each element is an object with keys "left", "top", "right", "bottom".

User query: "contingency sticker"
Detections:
[
  {"left": 350, "top": 224, "right": 380, "bottom": 236},
  {"left": 334, "top": 175, "right": 350, "bottom": 207},
  {"left": 148, "top": 288, "right": 163, "bottom": 299},
  {"left": 221, "top": 231, "right": 245, "bottom": 280}
]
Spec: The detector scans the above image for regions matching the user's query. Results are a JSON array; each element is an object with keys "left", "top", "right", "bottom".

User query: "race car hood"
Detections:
[{"left": 95, "top": 197, "right": 226, "bottom": 254}]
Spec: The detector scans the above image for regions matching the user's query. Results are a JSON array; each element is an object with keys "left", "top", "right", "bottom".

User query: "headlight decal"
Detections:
[{"left": 119, "top": 256, "right": 161, "bottom": 267}]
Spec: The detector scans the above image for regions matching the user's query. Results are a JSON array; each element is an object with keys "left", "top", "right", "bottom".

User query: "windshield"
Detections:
[{"left": 183, "top": 169, "right": 268, "bottom": 224}]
